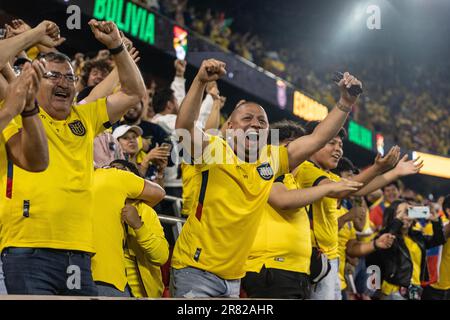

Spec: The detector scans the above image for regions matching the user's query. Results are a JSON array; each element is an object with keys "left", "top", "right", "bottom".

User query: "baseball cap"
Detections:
[{"left": 112, "top": 124, "right": 143, "bottom": 140}]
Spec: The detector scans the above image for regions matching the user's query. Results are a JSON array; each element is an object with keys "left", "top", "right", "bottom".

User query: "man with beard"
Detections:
[
  {"left": 0, "top": 20, "right": 146, "bottom": 295},
  {"left": 170, "top": 59, "right": 363, "bottom": 298}
]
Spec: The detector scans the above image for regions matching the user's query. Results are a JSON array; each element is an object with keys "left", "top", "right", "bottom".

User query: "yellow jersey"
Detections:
[
  {"left": 295, "top": 160, "right": 341, "bottom": 259},
  {"left": 91, "top": 167, "right": 145, "bottom": 291},
  {"left": 337, "top": 207, "right": 357, "bottom": 290},
  {"left": 0, "top": 118, "right": 19, "bottom": 215},
  {"left": 382, "top": 235, "right": 422, "bottom": 295},
  {"left": 125, "top": 202, "right": 169, "bottom": 298},
  {"left": 246, "top": 173, "right": 311, "bottom": 274},
  {"left": 0, "top": 98, "right": 110, "bottom": 253},
  {"left": 172, "top": 136, "right": 290, "bottom": 279},
  {"left": 432, "top": 238, "right": 450, "bottom": 290}
]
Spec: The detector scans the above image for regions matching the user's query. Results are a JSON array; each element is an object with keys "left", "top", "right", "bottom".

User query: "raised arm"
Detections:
[
  {"left": 5, "top": 61, "right": 48, "bottom": 172},
  {"left": 5, "top": 19, "right": 65, "bottom": 55},
  {"left": 0, "top": 20, "right": 62, "bottom": 69},
  {"left": 88, "top": 20, "right": 146, "bottom": 123},
  {"left": 268, "top": 178, "right": 362, "bottom": 211},
  {"left": 287, "top": 72, "right": 362, "bottom": 170},
  {"left": 175, "top": 59, "right": 226, "bottom": 155},
  {"left": 204, "top": 95, "right": 224, "bottom": 131},
  {"left": 354, "top": 154, "right": 423, "bottom": 196}
]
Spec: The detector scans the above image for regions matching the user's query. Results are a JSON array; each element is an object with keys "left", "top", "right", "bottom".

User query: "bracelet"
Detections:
[
  {"left": 21, "top": 103, "right": 40, "bottom": 118},
  {"left": 108, "top": 42, "right": 125, "bottom": 55},
  {"left": 336, "top": 101, "right": 353, "bottom": 113},
  {"left": 373, "top": 238, "right": 380, "bottom": 251}
]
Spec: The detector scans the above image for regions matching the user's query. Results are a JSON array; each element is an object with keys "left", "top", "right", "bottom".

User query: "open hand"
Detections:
[
  {"left": 374, "top": 145, "right": 400, "bottom": 173},
  {"left": 394, "top": 154, "right": 424, "bottom": 177}
]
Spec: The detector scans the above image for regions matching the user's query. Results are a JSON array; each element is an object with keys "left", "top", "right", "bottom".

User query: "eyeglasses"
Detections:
[{"left": 43, "top": 71, "right": 78, "bottom": 83}]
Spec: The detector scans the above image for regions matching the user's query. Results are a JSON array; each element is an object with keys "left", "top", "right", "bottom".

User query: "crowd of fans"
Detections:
[
  {"left": 155, "top": 1, "right": 449, "bottom": 157},
  {"left": 0, "top": 6, "right": 448, "bottom": 302}
]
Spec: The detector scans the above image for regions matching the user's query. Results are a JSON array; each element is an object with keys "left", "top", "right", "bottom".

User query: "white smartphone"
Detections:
[{"left": 407, "top": 206, "right": 430, "bottom": 219}]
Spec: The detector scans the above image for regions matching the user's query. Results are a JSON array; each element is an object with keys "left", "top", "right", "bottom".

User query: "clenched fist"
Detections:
[
  {"left": 196, "top": 59, "right": 226, "bottom": 83},
  {"left": 88, "top": 19, "right": 122, "bottom": 49},
  {"left": 337, "top": 72, "right": 363, "bottom": 108},
  {"left": 121, "top": 204, "right": 143, "bottom": 230}
]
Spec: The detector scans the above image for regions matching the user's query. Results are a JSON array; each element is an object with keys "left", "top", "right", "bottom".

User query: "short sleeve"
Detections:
[
  {"left": 76, "top": 97, "right": 110, "bottom": 136},
  {"left": 3, "top": 116, "right": 21, "bottom": 143},
  {"left": 119, "top": 169, "right": 146, "bottom": 199},
  {"left": 275, "top": 145, "right": 290, "bottom": 177},
  {"left": 295, "top": 162, "right": 327, "bottom": 189}
]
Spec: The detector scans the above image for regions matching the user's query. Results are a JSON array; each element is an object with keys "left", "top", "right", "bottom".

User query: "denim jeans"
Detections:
[
  {"left": 1, "top": 247, "right": 98, "bottom": 296},
  {"left": 170, "top": 267, "right": 241, "bottom": 298},
  {"left": 0, "top": 260, "right": 6, "bottom": 295},
  {"left": 96, "top": 282, "right": 131, "bottom": 298},
  {"left": 310, "top": 258, "right": 342, "bottom": 300}
]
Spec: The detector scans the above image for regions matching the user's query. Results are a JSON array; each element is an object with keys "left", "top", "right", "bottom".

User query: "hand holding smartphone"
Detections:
[{"left": 407, "top": 206, "right": 431, "bottom": 219}]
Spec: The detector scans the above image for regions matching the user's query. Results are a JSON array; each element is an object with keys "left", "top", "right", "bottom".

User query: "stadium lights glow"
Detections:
[{"left": 412, "top": 151, "right": 450, "bottom": 179}]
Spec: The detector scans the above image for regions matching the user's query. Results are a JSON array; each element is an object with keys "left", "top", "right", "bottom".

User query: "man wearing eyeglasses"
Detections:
[{"left": 0, "top": 20, "right": 146, "bottom": 296}]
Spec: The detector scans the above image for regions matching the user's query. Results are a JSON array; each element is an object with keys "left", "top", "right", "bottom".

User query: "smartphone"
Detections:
[
  {"left": 0, "top": 28, "right": 6, "bottom": 40},
  {"left": 407, "top": 206, "right": 430, "bottom": 219}
]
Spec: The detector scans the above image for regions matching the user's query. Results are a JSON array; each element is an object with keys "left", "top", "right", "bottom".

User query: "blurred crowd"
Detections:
[{"left": 156, "top": 1, "right": 449, "bottom": 157}]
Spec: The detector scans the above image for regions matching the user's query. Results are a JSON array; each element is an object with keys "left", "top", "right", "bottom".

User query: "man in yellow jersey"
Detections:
[
  {"left": 0, "top": 20, "right": 145, "bottom": 295},
  {"left": 295, "top": 120, "right": 423, "bottom": 299},
  {"left": 423, "top": 195, "right": 450, "bottom": 300},
  {"left": 91, "top": 160, "right": 165, "bottom": 297},
  {"left": 243, "top": 121, "right": 362, "bottom": 299},
  {"left": 170, "top": 58, "right": 363, "bottom": 298},
  {"left": 0, "top": 60, "right": 50, "bottom": 295}
]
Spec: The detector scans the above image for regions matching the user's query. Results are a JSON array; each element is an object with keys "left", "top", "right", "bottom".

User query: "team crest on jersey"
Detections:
[
  {"left": 68, "top": 120, "right": 86, "bottom": 136},
  {"left": 256, "top": 163, "right": 274, "bottom": 180}
]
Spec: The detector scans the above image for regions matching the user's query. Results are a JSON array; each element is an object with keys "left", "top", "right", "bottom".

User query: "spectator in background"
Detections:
[
  {"left": 0, "top": 19, "right": 146, "bottom": 295},
  {"left": 77, "top": 58, "right": 112, "bottom": 95},
  {"left": 333, "top": 158, "right": 394, "bottom": 300},
  {"left": 370, "top": 181, "right": 402, "bottom": 231},
  {"left": 121, "top": 100, "right": 171, "bottom": 153},
  {"left": 422, "top": 194, "right": 450, "bottom": 300},
  {"left": 151, "top": 59, "right": 215, "bottom": 198},
  {"left": 367, "top": 200, "right": 445, "bottom": 300},
  {"left": 113, "top": 124, "right": 170, "bottom": 185}
]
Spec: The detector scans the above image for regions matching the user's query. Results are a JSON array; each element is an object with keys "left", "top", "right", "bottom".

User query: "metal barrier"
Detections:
[{"left": 158, "top": 196, "right": 185, "bottom": 241}]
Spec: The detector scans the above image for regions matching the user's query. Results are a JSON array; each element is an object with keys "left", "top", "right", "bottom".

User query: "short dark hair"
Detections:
[
  {"left": 332, "top": 157, "right": 357, "bottom": 176},
  {"left": 109, "top": 159, "right": 141, "bottom": 177},
  {"left": 37, "top": 51, "right": 72, "bottom": 64},
  {"left": 270, "top": 120, "right": 305, "bottom": 143},
  {"left": 152, "top": 88, "right": 175, "bottom": 114},
  {"left": 381, "top": 180, "right": 401, "bottom": 192},
  {"left": 81, "top": 59, "right": 112, "bottom": 86},
  {"left": 304, "top": 120, "right": 347, "bottom": 140},
  {"left": 382, "top": 199, "right": 405, "bottom": 229}
]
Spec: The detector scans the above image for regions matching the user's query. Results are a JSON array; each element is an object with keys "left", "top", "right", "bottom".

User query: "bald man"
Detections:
[{"left": 170, "top": 59, "right": 363, "bottom": 298}]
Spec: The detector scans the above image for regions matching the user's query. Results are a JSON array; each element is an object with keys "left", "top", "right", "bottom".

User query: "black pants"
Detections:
[
  {"left": 242, "top": 266, "right": 310, "bottom": 299},
  {"left": 422, "top": 285, "right": 450, "bottom": 300}
]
